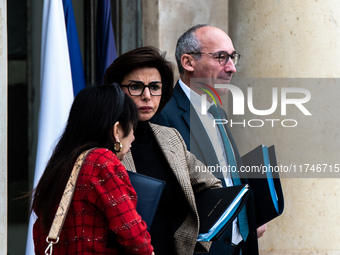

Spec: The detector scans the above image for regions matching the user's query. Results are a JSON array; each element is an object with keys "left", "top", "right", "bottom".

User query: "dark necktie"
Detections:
[{"left": 208, "top": 105, "right": 249, "bottom": 241}]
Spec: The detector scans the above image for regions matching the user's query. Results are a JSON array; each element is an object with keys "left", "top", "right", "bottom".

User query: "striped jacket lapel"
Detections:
[
  {"left": 122, "top": 151, "right": 136, "bottom": 172},
  {"left": 149, "top": 123, "right": 197, "bottom": 213}
]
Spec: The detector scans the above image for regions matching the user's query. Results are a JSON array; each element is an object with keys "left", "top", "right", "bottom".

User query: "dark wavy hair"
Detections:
[
  {"left": 31, "top": 84, "right": 138, "bottom": 230},
  {"left": 103, "top": 46, "right": 174, "bottom": 113}
]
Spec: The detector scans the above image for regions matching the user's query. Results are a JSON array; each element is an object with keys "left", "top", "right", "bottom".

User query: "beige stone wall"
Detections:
[
  {"left": 143, "top": 0, "right": 229, "bottom": 79},
  {"left": 0, "top": 0, "right": 7, "bottom": 254},
  {"left": 229, "top": 0, "right": 340, "bottom": 254}
]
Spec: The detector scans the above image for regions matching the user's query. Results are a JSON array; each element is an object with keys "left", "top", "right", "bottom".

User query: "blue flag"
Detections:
[
  {"left": 96, "top": 0, "right": 117, "bottom": 85},
  {"left": 63, "top": 0, "right": 86, "bottom": 96}
]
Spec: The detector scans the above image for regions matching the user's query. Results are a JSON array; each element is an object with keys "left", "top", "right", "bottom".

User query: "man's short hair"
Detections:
[{"left": 175, "top": 24, "right": 212, "bottom": 74}]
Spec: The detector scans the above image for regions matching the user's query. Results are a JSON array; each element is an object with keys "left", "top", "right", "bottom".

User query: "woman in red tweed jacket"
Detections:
[{"left": 31, "top": 85, "right": 154, "bottom": 254}]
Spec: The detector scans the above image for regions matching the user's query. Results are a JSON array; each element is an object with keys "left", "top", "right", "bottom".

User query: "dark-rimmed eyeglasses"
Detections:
[
  {"left": 187, "top": 51, "right": 241, "bottom": 66},
  {"left": 120, "top": 81, "right": 163, "bottom": 96}
]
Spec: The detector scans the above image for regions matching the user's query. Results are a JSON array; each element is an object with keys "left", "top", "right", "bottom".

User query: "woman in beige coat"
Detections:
[{"left": 104, "top": 46, "right": 222, "bottom": 255}]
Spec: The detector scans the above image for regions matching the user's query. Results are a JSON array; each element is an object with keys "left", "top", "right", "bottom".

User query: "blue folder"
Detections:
[
  {"left": 127, "top": 171, "right": 165, "bottom": 230},
  {"left": 196, "top": 184, "right": 250, "bottom": 242},
  {"left": 241, "top": 145, "right": 284, "bottom": 227}
]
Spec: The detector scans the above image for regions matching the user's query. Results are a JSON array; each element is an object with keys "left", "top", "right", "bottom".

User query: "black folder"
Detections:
[
  {"left": 196, "top": 184, "right": 249, "bottom": 242},
  {"left": 127, "top": 171, "right": 165, "bottom": 230},
  {"left": 241, "top": 145, "right": 284, "bottom": 227}
]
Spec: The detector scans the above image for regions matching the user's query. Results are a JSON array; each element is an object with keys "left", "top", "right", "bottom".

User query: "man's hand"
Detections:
[{"left": 257, "top": 224, "right": 266, "bottom": 238}]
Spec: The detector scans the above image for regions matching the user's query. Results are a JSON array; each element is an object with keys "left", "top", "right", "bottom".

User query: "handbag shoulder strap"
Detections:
[{"left": 45, "top": 148, "right": 94, "bottom": 254}]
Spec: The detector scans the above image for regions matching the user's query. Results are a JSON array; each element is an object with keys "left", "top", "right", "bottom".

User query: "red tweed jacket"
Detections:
[{"left": 33, "top": 148, "right": 153, "bottom": 255}]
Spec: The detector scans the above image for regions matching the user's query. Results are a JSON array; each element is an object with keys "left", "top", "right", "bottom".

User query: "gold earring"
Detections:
[{"left": 114, "top": 141, "right": 122, "bottom": 152}]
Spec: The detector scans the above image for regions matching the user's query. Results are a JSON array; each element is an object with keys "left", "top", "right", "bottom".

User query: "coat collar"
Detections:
[
  {"left": 122, "top": 122, "right": 198, "bottom": 215},
  {"left": 174, "top": 81, "right": 191, "bottom": 112},
  {"left": 122, "top": 122, "right": 178, "bottom": 172},
  {"left": 173, "top": 81, "right": 220, "bottom": 168}
]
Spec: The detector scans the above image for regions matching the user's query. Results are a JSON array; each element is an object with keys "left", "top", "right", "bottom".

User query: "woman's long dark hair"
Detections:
[
  {"left": 103, "top": 46, "right": 174, "bottom": 113},
  {"left": 31, "top": 84, "right": 138, "bottom": 231}
]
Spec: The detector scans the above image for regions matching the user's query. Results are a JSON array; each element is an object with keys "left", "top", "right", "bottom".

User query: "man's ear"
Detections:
[
  {"left": 181, "top": 54, "right": 195, "bottom": 72},
  {"left": 112, "top": 121, "right": 120, "bottom": 142}
]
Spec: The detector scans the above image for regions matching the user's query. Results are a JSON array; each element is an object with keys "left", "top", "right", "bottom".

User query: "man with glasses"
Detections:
[{"left": 151, "top": 24, "right": 265, "bottom": 255}]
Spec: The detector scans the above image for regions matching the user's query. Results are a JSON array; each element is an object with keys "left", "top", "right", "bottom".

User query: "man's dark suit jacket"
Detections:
[{"left": 151, "top": 81, "right": 259, "bottom": 255}]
